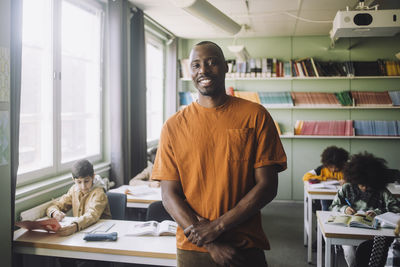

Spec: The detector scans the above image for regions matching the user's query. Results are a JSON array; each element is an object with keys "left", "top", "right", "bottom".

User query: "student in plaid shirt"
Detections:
[{"left": 385, "top": 221, "right": 400, "bottom": 267}]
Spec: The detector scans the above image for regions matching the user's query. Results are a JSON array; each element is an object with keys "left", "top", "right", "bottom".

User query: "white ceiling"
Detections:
[{"left": 126, "top": 0, "right": 396, "bottom": 38}]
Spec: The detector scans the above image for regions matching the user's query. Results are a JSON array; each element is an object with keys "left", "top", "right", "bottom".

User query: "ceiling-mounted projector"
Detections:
[{"left": 330, "top": 9, "right": 400, "bottom": 40}]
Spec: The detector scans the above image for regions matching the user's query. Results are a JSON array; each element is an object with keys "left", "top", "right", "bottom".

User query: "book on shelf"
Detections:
[
  {"left": 353, "top": 61, "right": 382, "bottom": 76},
  {"left": 388, "top": 91, "right": 400, "bottom": 106},
  {"left": 375, "top": 212, "right": 400, "bottom": 228},
  {"left": 351, "top": 91, "right": 393, "bottom": 106},
  {"left": 258, "top": 91, "right": 293, "bottom": 107},
  {"left": 16, "top": 218, "right": 62, "bottom": 232},
  {"left": 291, "top": 92, "right": 341, "bottom": 107},
  {"left": 326, "top": 212, "right": 378, "bottom": 229},
  {"left": 234, "top": 91, "right": 261, "bottom": 104},
  {"left": 354, "top": 120, "right": 400, "bottom": 136},
  {"left": 126, "top": 220, "right": 178, "bottom": 236},
  {"left": 221, "top": 59, "right": 399, "bottom": 79},
  {"left": 179, "top": 92, "right": 194, "bottom": 106},
  {"left": 335, "top": 91, "right": 353, "bottom": 106},
  {"left": 295, "top": 120, "right": 354, "bottom": 136},
  {"left": 272, "top": 58, "right": 277, "bottom": 77}
]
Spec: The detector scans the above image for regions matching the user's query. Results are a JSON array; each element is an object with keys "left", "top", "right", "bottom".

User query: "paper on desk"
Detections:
[
  {"left": 59, "top": 217, "right": 78, "bottom": 227},
  {"left": 124, "top": 185, "right": 158, "bottom": 196},
  {"left": 309, "top": 181, "right": 340, "bottom": 190},
  {"left": 80, "top": 221, "right": 115, "bottom": 233}
]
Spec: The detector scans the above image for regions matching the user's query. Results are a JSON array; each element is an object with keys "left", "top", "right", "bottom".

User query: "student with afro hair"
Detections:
[{"left": 331, "top": 152, "right": 400, "bottom": 267}]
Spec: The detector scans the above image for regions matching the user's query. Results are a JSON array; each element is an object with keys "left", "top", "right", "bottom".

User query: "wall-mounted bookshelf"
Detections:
[
  {"left": 181, "top": 76, "right": 400, "bottom": 81},
  {"left": 280, "top": 134, "right": 400, "bottom": 139},
  {"left": 179, "top": 35, "right": 400, "bottom": 201},
  {"left": 266, "top": 106, "right": 400, "bottom": 110}
]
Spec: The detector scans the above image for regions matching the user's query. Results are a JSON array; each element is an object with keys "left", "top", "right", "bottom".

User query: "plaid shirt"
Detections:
[
  {"left": 330, "top": 183, "right": 400, "bottom": 215},
  {"left": 385, "top": 238, "right": 400, "bottom": 267}
]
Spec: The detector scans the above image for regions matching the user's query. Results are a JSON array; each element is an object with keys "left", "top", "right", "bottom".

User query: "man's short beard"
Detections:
[{"left": 197, "top": 86, "right": 224, "bottom": 97}]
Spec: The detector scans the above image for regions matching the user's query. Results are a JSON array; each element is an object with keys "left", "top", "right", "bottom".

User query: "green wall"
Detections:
[
  {"left": 0, "top": 0, "right": 12, "bottom": 266},
  {"left": 179, "top": 35, "right": 400, "bottom": 201}
]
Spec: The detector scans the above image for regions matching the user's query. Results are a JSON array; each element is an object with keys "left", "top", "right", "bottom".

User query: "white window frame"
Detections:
[
  {"left": 18, "top": 0, "right": 105, "bottom": 185},
  {"left": 145, "top": 30, "right": 166, "bottom": 147}
]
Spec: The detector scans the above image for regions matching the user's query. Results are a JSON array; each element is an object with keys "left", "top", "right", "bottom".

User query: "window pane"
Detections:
[
  {"left": 146, "top": 41, "right": 164, "bottom": 142},
  {"left": 61, "top": 1, "right": 101, "bottom": 163},
  {"left": 19, "top": 0, "right": 53, "bottom": 174}
]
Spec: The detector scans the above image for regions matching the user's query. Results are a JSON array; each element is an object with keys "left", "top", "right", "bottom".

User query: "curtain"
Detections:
[
  {"left": 129, "top": 8, "right": 147, "bottom": 180},
  {"left": 10, "top": 0, "right": 22, "bottom": 265},
  {"left": 109, "top": 1, "right": 147, "bottom": 186}
]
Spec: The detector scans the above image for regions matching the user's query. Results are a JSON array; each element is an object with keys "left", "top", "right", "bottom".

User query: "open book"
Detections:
[
  {"left": 126, "top": 220, "right": 177, "bottom": 236},
  {"left": 16, "top": 217, "right": 77, "bottom": 232},
  {"left": 309, "top": 180, "right": 340, "bottom": 190},
  {"left": 15, "top": 218, "right": 62, "bottom": 232},
  {"left": 326, "top": 213, "right": 378, "bottom": 229},
  {"left": 375, "top": 212, "right": 400, "bottom": 228}
]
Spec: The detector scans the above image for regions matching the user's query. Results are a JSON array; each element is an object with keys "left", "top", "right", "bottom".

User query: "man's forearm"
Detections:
[
  {"left": 161, "top": 180, "right": 199, "bottom": 230},
  {"left": 213, "top": 166, "right": 278, "bottom": 235}
]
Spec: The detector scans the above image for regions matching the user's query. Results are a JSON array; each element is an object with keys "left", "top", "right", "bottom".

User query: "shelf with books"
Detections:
[
  {"left": 180, "top": 76, "right": 400, "bottom": 82},
  {"left": 279, "top": 134, "right": 400, "bottom": 139},
  {"left": 266, "top": 106, "right": 400, "bottom": 110}
]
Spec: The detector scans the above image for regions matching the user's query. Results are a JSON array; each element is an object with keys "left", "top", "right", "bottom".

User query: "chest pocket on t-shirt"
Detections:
[{"left": 226, "top": 128, "right": 255, "bottom": 161}]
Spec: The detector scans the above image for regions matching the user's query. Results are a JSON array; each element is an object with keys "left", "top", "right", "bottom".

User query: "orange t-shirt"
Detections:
[{"left": 152, "top": 96, "right": 287, "bottom": 252}]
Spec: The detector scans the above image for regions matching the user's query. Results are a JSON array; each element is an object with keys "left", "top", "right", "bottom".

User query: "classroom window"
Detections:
[
  {"left": 145, "top": 35, "right": 165, "bottom": 143},
  {"left": 18, "top": 0, "right": 104, "bottom": 183}
]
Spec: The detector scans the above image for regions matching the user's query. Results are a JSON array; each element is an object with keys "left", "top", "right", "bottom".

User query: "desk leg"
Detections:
[
  {"left": 325, "top": 237, "right": 332, "bottom": 267},
  {"left": 307, "top": 195, "right": 313, "bottom": 263},
  {"left": 317, "top": 223, "right": 322, "bottom": 267},
  {"left": 304, "top": 190, "right": 307, "bottom": 246}
]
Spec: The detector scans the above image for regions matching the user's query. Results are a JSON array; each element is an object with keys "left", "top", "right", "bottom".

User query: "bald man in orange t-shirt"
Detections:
[{"left": 152, "top": 41, "right": 287, "bottom": 267}]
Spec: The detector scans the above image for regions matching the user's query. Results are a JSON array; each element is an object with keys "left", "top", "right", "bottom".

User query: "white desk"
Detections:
[
  {"left": 13, "top": 219, "right": 176, "bottom": 266},
  {"left": 316, "top": 211, "right": 396, "bottom": 267},
  {"left": 303, "top": 181, "right": 339, "bottom": 263},
  {"left": 108, "top": 185, "right": 162, "bottom": 208}
]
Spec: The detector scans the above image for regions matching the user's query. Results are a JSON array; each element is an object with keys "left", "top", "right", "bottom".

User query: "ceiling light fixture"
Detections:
[{"left": 171, "top": 0, "right": 242, "bottom": 35}]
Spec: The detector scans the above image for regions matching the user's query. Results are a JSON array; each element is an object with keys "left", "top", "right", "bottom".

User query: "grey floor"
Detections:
[{"left": 261, "top": 201, "right": 347, "bottom": 267}]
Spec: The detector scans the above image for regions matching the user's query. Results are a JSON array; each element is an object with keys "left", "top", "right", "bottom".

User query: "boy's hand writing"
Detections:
[
  {"left": 52, "top": 210, "right": 65, "bottom": 222},
  {"left": 57, "top": 223, "right": 77, "bottom": 236},
  {"left": 345, "top": 207, "right": 356, "bottom": 215}
]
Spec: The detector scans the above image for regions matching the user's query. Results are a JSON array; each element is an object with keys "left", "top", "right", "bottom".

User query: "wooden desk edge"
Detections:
[
  {"left": 13, "top": 241, "right": 176, "bottom": 259},
  {"left": 307, "top": 190, "right": 337, "bottom": 195},
  {"left": 127, "top": 198, "right": 158, "bottom": 204}
]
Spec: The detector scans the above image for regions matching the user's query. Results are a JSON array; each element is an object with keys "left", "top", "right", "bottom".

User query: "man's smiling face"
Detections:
[{"left": 189, "top": 43, "right": 228, "bottom": 97}]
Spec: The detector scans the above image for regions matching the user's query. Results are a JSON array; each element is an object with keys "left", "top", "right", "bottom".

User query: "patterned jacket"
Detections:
[{"left": 330, "top": 183, "right": 400, "bottom": 215}]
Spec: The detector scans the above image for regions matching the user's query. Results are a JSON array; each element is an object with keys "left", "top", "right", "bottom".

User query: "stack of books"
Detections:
[
  {"left": 291, "top": 92, "right": 341, "bottom": 106},
  {"left": 351, "top": 91, "right": 393, "bottom": 106},
  {"left": 233, "top": 91, "right": 260, "bottom": 103},
  {"left": 222, "top": 58, "right": 400, "bottom": 79},
  {"left": 294, "top": 120, "right": 354, "bottom": 136},
  {"left": 258, "top": 91, "right": 293, "bottom": 107},
  {"left": 354, "top": 120, "right": 400, "bottom": 136},
  {"left": 178, "top": 92, "right": 195, "bottom": 106},
  {"left": 388, "top": 91, "right": 400, "bottom": 106},
  {"left": 335, "top": 91, "right": 353, "bottom": 106}
]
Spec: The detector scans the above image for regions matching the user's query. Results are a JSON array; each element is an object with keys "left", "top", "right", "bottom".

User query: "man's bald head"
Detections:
[{"left": 190, "top": 41, "right": 226, "bottom": 62}]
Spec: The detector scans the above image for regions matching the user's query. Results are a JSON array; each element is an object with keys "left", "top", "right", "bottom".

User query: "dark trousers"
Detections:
[
  {"left": 177, "top": 247, "right": 268, "bottom": 267},
  {"left": 321, "top": 200, "right": 333, "bottom": 211}
]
